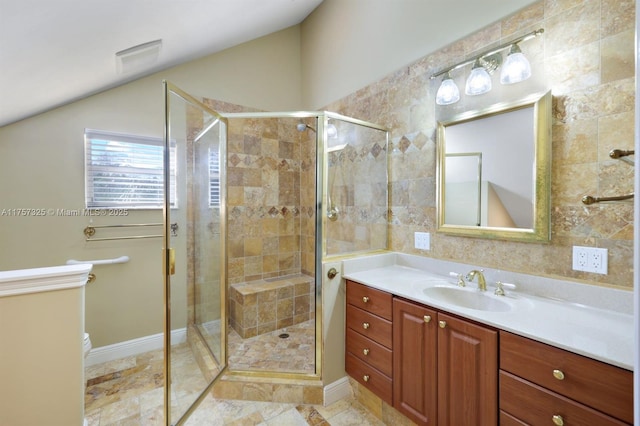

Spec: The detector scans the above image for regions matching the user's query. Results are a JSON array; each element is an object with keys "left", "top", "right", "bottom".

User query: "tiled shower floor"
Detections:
[
  {"left": 85, "top": 320, "right": 383, "bottom": 425},
  {"left": 228, "top": 319, "right": 316, "bottom": 373}
]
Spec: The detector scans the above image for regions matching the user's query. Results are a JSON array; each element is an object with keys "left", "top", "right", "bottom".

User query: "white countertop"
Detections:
[{"left": 342, "top": 254, "right": 633, "bottom": 371}]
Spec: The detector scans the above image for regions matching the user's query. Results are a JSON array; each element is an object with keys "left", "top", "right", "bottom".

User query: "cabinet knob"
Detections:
[
  {"left": 362, "top": 296, "right": 370, "bottom": 303},
  {"left": 552, "top": 369, "right": 565, "bottom": 380},
  {"left": 424, "top": 315, "right": 431, "bottom": 323},
  {"left": 552, "top": 414, "right": 564, "bottom": 426},
  {"left": 363, "top": 348, "right": 370, "bottom": 356},
  {"left": 363, "top": 322, "right": 370, "bottom": 330},
  {"left": 363, "top": 375, "right": 370, "bottom": 382},
  {"left": 439, "top": 320, "right": 447, "bottom": 328}
]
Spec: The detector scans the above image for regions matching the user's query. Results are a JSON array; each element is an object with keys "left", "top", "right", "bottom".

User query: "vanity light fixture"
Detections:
[
  {"left": 435, "top": 72, "right": 460, "bottom": 105},
  {"left": 500, "top": 44, "right": 532, "bottom": 84},
  {"left": 465, "top": 60, "right": 492, "bottom": 96},
  {"left": 431, "top": 28, "right": 543, "bottom": 105}
]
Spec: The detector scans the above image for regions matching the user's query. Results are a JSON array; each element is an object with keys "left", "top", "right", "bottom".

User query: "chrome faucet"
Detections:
[{"left": 465, "top": 269, "right": 487, "bottom": 291}]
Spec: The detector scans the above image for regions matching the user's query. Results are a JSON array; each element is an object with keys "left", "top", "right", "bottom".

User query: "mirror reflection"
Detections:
[{"left": 437, "top": 91, "right": 551, "bottom": 242}]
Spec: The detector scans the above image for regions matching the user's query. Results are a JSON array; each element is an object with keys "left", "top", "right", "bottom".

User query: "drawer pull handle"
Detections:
[
  {"left": 439, "top": 320, "right": 447, "bottom": 328},
  {"left": 363, "top": 375, "right": 370, "bottom": 382},
  {"left": 552, "top": 369, "right": 565, "bottom": 380},
  {"left": 424, "top": 315, "right": 431, "bottom": 323},
  {"left": 363, "top": 322, "right": 370, "bottom": 329},
  {"left": 363, "top": 348, "right": 370, "bottom": 356},
  {"left": 552, "top": 414, "right": 564, "bottom": 426},
  {"left": 362, "top": 296, "right": 370, "bottom": 303}
]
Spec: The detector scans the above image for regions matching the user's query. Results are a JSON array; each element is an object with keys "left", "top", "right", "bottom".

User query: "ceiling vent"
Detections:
[{"left": 116, "top": 39, "right": 162, "bottom": 74}]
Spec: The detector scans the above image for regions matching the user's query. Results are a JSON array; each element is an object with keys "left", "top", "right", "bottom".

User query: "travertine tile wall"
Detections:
[
  {"left": 202, "top": 98, "right": 316, "bottom": 285},
  {"left": 325, "top": 122, "right": 389, "bottom": 256},
  {"left": 323, "top": 0, "right": 635, "bottom": 289}
]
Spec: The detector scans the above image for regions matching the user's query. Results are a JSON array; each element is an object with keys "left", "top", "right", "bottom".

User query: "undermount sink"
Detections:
[{"left": 423, "top": 285, "right": 513, "bottom": 312}]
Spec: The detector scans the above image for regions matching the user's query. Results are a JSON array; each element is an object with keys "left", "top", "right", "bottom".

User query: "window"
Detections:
[
  {"left": 209, "top": 148, "right": 220, "bottom": 207},
  {"left": 85, "top": 129, "right": 176, "bottom": 209}
]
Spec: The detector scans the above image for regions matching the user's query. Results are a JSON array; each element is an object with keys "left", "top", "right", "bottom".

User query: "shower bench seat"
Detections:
[{"left": 229, "top": 274, "right": 314, "bottom": 339}]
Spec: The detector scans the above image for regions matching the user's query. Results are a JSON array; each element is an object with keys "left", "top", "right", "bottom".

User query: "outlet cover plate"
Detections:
[
  {"left": 415, "top": 232, "right": 430, "bottom": 250},
  {"left": 572, "top": 246, "right": 608, "bottom": 274}
]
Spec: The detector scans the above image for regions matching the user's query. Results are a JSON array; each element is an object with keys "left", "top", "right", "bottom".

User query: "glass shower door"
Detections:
[{"left": 163, "top": 81, "right": 227, "bottom": 425}]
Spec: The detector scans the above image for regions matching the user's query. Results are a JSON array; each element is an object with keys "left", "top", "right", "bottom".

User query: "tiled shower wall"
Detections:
[
  {"left": 323, "top": 0, "right": 635, "bottom": 288},
  {"left": 324, "top": 126, "right": 389, "bottom": 256},
  {"left": 203, "top": 99, "right": 317, "bottom": 285}
]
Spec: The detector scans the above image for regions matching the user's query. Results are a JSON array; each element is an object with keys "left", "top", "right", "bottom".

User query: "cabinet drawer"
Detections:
[
  {"left": 346, "top": 352, "right": 392, "bottom": 406},
  {"left": 500, "top": 331, "right": 633, "bottom": 424},
  {"left": 499, "top": 410, "right": 528, "bottom": 425},
  {"left": 346, "top": 304, "right": 392, "bottom": 348},
  {"left": 500, "top": 371, "right": 629, "bottom": 426},
  {"left": 346, "top": 328, "right": 392, "bottom": 377},
  {"left": 346, "top": 280, "right": 392, "bottom": 320}
]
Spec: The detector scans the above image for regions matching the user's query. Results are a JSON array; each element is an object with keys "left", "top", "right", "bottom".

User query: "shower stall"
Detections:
[{"left": 163, "top": 82, "right": 388, "bottom": 425}]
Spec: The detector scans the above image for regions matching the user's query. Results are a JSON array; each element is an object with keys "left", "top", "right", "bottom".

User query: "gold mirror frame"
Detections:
[{"left": 436, "top": 91, "right": 552, "bottom": 242}]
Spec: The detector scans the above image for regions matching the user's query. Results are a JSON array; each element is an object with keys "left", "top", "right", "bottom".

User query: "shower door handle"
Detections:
[
  {"left": 169, "top": 248, "right": 175, "bottom": 275},
  {"left": 163, "top": 248, "right": 176, "bottom": 275}
]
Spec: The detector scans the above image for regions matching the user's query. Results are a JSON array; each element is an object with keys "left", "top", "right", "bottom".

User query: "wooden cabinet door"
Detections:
[
  {"left": 393, "top": 298, "right": 437, "bottom": 426},
  {"left": 437, "top": 312, "right": 498, "bottom": 426}
]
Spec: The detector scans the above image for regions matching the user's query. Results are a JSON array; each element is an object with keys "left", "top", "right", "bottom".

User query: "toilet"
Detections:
[{"left": 83, "top": 333, "right": 92, "bottom": 359}]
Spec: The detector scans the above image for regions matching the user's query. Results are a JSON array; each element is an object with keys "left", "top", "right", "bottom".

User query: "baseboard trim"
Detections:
[
  {"left": 85, "top": 328, "right": 186, "bottom": 367},
  {"left": 323, "top": 376, "right": 352, "bottom": 406}
]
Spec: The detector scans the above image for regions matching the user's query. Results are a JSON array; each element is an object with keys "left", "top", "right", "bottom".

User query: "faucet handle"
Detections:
[
  {"left": 494, "top": 281, "right": 516, "bottom": 296},
  {"left": 449, "top": 272, "right": 466, "bottom": 287}
]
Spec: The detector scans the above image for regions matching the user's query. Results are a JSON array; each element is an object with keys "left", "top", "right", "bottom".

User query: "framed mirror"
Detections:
[{"left": 436, "top": 91, "right": 551, "bottom": 242}]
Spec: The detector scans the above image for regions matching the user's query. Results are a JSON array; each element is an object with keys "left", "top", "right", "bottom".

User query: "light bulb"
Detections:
[
  {"left": 436, "top": 73, "right": 460, "bottom": 105},
  {"left": 465, "top": 61, "right": 492, "bottom": 96},
  {"left": 500, "top": 44, "right": 531, "bottom": 84}
]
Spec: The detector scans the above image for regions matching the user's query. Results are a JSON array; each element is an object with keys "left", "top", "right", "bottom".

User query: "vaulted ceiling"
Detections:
[{"left": 0, "top": 0, "right": 323, "bottom": 127}]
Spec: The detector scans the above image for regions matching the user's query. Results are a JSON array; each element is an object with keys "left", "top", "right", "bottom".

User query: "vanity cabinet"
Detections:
[
  {"left": 392, "top": 297, "right": 437, "bottom": 425},
  {"left": 393, "top": 297, "right": 498, "bottom": 426},
  {"left": 345, "top": 280, "right": 393, "bottom": 405},
  {"left": 499, "top": 331, "right": 633, "bottom": 425}
]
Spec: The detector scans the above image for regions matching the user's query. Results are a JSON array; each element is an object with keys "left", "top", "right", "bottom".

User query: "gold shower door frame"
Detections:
[
  {"left": 163, "top": 81, "right": 228, "bottom": 425},
  {"left": 163, "top": 82, "right": 390, "bottom": 423}
]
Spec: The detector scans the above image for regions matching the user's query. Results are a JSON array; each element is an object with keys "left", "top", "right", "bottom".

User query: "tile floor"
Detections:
[
  {"left": 228, "top": 319, "right": 315, "bottom": 373},
  {"left": 85, "top": 323, "right": 383, "bottom": 425}
]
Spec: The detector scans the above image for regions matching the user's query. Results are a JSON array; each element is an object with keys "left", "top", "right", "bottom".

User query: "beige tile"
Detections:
[{"left": 601, "top": 30, "right": 635, "bottom": 84}]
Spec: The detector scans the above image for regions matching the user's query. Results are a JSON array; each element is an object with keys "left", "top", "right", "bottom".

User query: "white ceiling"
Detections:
[{"left": 0, "top": 0, "right": 323, "bottom": 127}]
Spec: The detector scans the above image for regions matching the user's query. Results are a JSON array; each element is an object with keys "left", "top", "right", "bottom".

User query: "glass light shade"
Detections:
[
  {"left": 500, "top": 49, "right": 532, "bottom": 84},
  {"left": 327, "top": 123, "right": 338, "bottom": 138},
  {"left": 436, "top": 76, "right": 460, "bottom": 105},
  {"left": 465, "top": 63, "right": 492, "bottom": 95}
]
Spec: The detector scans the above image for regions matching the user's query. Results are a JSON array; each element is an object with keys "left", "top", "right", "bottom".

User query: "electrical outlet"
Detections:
[
  {"left": 572, "top": 246, "right": 588, "bottom": 270},
  {"left": 415, "top": 232, "right": 430, "bottom": 250},
  {"left": 572, "top": 246, "right": 608, "bottom": 274}
]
